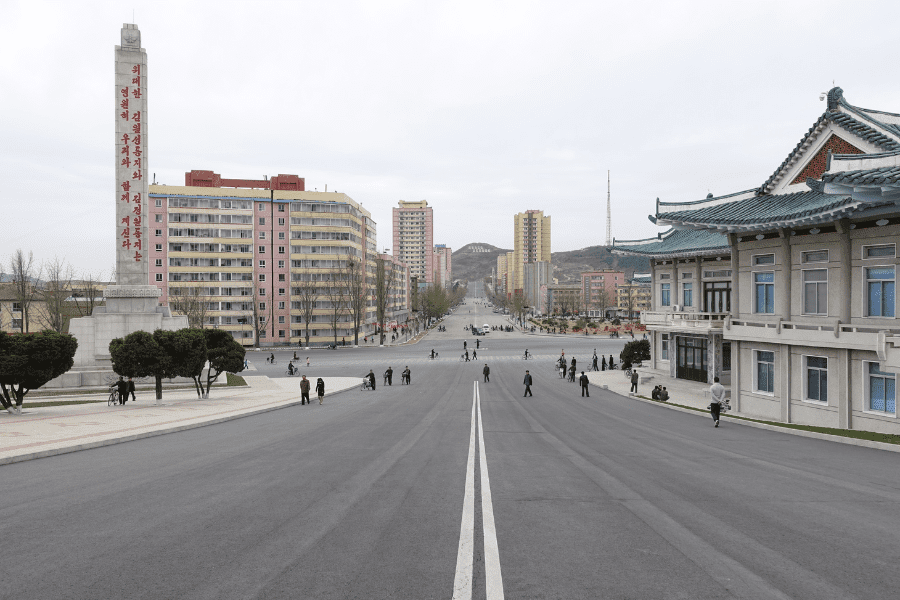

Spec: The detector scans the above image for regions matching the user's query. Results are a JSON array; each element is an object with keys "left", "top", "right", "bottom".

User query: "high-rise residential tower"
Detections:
[
  {"left": 392, "top": 200, "right": 433, "bottom": 287},
  {"left": 512, "top": 210, "right": 551, "bottom": 294}
]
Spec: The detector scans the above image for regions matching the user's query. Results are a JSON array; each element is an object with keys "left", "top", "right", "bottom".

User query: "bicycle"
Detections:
[
  {"left": 522, "top": 352, "right": 531, "bottom": 360},
  {"left": 266, "top": 358, "right": 278, "bottom": 365},
  {"left": 459, "top": 353, "right": 470, "bottom": 362},
  {"left": 108, "top": 388, "right": 119, "bottom": 406},
  {"left": 285, "top": 369, "right": 299, "bottom": 377},
  {"left": 429, "top": 352, "right": 439, "bottom": 360}
]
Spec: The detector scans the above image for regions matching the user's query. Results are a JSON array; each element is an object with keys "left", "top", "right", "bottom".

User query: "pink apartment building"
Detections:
[{"left": 392, "top": 200, "right": 433, "bottom": 287}]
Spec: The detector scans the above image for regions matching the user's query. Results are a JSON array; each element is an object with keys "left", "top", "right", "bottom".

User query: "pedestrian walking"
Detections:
[
  {"left": 709, "top": 377, "right": 726, "bottom": 427},
  {"left": 579, "top": 371, "right": 590, "bottom": 397},
  {"left": 630, "top": 369, "right": 639, "bottom": 393},
  {"left": 476, "top": 339, "right": 480, "bottom": 349},
  {"left": 464, "top": 340, "right": 467, "bottom": 350},
  {"left": 316, "top": 377, "right": 325, "bottom": 404},
  {"left": 609, "top": 355, "right": 615, "bottom": 369},
  {"left": 483, "top": 364, "right": 490, "bottom": 382},
  {"left": 306, "top": 356, "right": 310, "bottom": 368},
  {"left": 300, "top": 375, "right": 311, "bottom": 405},
  {"left": 472, "top": 349, "right": 478, "bottom": 360},
  {"left": 523, "top": 370, "right": 533, "bottom": 397},
  {"left": 127, "top": 377, "right": 136, "bottom": 403},
  {"left": 571, "top": 356, "right": 576, "bottom": 371},
  {"left": 367, "top": 370, "right": 376, "bottom": 390},
  {"left": 116, "top": 376, "right": 128, "bottom": 405},
  {"left": 402, "top": 366, "right": 411, "bottom": 384},
  {"left": 592, "top": 352, "right": 598, "bottom": 372},
  {"left": 601, "top": 356, "right": 607, "bottom": 371},
  {"left": 465, "top": 350, "right": 470, "bottom": 362},
  {"left": 385, "top": 366, "right": 393, "bottom": 386}
]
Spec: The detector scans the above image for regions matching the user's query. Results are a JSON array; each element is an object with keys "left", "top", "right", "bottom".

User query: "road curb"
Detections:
[
  {"left": 0, "top": 384, "right": 357, "bottom": 467},
  {"left": 597, "top": 384, "right": 900, "bottom": 454}
]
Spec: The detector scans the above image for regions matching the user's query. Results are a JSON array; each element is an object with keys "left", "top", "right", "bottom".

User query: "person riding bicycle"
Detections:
[
  {"left": 431, "top": 349, "right": 436, "bottom": 359},
  {"left": 287, "top": 361, "right": 295, "bottom": 376},
  {"left": 268, "top": 353, "right": 275, "bottom": 364},
  {"left": 524, "top": 349, "right": 530, "bottom": 360}
]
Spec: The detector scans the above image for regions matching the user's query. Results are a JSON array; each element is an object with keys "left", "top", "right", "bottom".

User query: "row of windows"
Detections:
[
  {"left": 168, "top": 213, "right": 253, "bottom": 224},
  {"left": 752, "top": 352, "right": 895, "bottom": 415},
  {"left": 168, "top": 243, "right": 252, "bottom": 253}
]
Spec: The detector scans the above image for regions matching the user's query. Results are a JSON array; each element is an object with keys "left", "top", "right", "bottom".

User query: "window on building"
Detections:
[
  {"left": 754, "top": 254, "right": 775, "bottom": 266},
  {"left": 278, "top": 301, "right": 285, "bottom": 309},
  {"left": 155, "top": 273, "right": 162, "bottom": 282},
  {"left": 156, "top": 244, "right": 162, "bottom": 252},
  {"left": 259, "top": 218, "right": 265, "bottom": 226},
  {"left": 259, "top": 231, "right": 266, "bottom": 239},
  {"left": 278, "top": 260, "right": 285, "bottom": 269},
  {"left": 259, "top": 260, "right": 266, "bottom": 268},
  {"left": 867, "top": 267, "right": 895, "bottom": 317},
  {"left": 661, "top": 334, "right": 669, "bottom": 360},
  {"left": 754, "top": 272, "right": 775, "bottom": 313},
  {"left": 867, "top": 362, "right": 896, "bottom": 414},
  {"left": 682, "top": 282, "right": 693, "bottom": 307},
  {"left": 278, "top": 204, "right": 285, "bottom": 212},
  {"left": 803, "top": 269, "right": 827, "bottom": 315},
  {"left": 806, "top": 356, "right": 828, "bottom": 403},
  {"left": 278, "top": 316, "right": 285, "bottom": 324},
  {"left": 259, "top": 303, "right": 266, "bottom": 311},
  {"left": 155, "top": 259, "right": 162, "bottom": 267},
  {"left": 278, "top": 218, "right": 285, "bottom": 226},
  {"left": 155, "top": 229, "right": 162, "bottom": 237},
  {"left": 258, "top": 274, "right": 265, "bottom": 282},
  {"left": 155, "top": 198, "right": 162, "bottom": 207},
  {"left": 279, "top": 330, "right": 286, "bottom": 338},
  {"left": 661, "top": 283, "right": 671, "bottom": 307},
  {"left": 260, "top": 330, "right": 267, "bottom": 338},
  {"left": 722, "top": 342, "right": 731, "bottom": 372},
  {"left": 864, "top": 244, "right": 895, "bottom": 259},
  {"left": 278, "top": 232, "right": 285, "bottom": 240},
  {"left": 802, "top": 250, "right": 828, "bottom": 263},
  {"left": 278, "top": 246, "right": 285, "bottom": 254},
  {"left": 279, "top": 288, "right": 285, "bottom": 296},
  {"left": 259, "top": 288, "right": 265, "bottom": 296},
  {"left": 259, "top": 203, "right": 265, "bottom": 211},
  {"left": 278, "top": 274, "right": 285, "bottom": 282},
  {"left": 756, "top": 350, "right": 775, "bottom": 393},
  {"left": 258, "top": 246, "right": 265, "bottom": 254},
  {"left": 155, "top": 214, "right": 163, "bottom": 222}
]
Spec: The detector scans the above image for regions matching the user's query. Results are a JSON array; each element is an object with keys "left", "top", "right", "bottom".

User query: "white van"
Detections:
[{"left": 482, "top": 324, "right": 490, "bottom": 335}]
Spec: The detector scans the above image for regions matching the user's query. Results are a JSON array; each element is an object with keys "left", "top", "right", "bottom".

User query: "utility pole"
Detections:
[{"left": 605, "top": 170, "right": 612, "bottom": 246}]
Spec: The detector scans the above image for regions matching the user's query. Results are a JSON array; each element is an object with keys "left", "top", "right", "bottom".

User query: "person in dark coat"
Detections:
[
  {"left": 570, "top": 357, "right": 576, "bottom": 371},
  {"left": 592, "top": 354, "right": 599, "bottom": 371},
  {"left": 402, "top": 367, "right": 411, "bottom": 384},
  {"left": 609, "top": 355, "right": 615, "bottom": 369},
  {"left": 116, "top": 376, "right": 128, "bottom": 405},
  {"left": 630, "top": 370, "right": 639, "bottom": 393},
  {"left": 523, "top": 370, "right": 533, "bottom": 397},
  {"left": 659, "top": 387, "right": 669, "bottom": 402},
  {"left": 316, "top": 378, "right": 325, "bottom": 405},
  {"left": 126, "top": 377, "right": 136, "bottom": 403},
  {"left": 300, "top": 376, "right": 311, "bottom": 405},
  {"left": 465, "top": 350, "right": 469, "bottom": 362},
  {"left": 601, "top": 356, "right": 607, "bottom": 371},
  {"left": 579, "top": 371, "right": 590, "bottom": 397},
  {"left": 483, "top": 364, "right": 490, "bottom": 382},
  {"left": 385, "top": 367, "right": 393, "bottom": 386},
  {"left": 652, "top": 385, "right": 660, "bottom": 400},
  {"left": 568, "top": 364, "right": 576, "bottom": 382},
  {"left": 367, "top": 370, "right": 376, "bottom": 390}
]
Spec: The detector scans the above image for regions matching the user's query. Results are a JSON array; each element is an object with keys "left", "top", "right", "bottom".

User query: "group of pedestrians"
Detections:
[
  {"left": 112, "top": 376, "right": 137, "bottom": 405},
  {"left": 298, "top": 375, "right": 326, "bottom": 405}
]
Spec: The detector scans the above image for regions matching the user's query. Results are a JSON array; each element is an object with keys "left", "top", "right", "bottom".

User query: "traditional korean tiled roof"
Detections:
[
  {"left": 651, "top": 189, "right": 888, "bottom": 232},
  {"left": 611, "top": 228, "right": 729, "bottom": 258},
  {"left": 820, "top": 166, "right": 900, "bottom": 186},
  {"left": 757, "top": 88, "right": 900, "bottom": 194}
]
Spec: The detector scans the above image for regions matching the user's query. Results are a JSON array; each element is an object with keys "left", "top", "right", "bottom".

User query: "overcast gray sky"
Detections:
[{"left": 2, "top": 0, "right": 898, "bottom": 276}]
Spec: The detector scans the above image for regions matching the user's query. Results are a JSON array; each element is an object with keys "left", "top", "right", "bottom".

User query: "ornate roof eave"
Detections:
[
  {"left": 809, "top": 177, "right": 900, "bottom": 202},
  {"left": 609, "top": 246, "right": 728, "bottom": 259},
  {"left": 652, "top": 204, "right": 870, "bottom": 234}
]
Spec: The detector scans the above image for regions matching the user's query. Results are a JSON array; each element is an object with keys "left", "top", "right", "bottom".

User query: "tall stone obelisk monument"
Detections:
[{"left": 64, "top": 24, "right": 186, "bottom": 383}]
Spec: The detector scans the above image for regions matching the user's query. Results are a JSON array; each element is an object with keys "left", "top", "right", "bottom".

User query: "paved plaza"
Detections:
[{"left": 2, "top": 286, "right": 900, "bottom": 599}]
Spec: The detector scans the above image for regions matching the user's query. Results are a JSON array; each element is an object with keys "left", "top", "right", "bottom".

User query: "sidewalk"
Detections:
[{"left": 0, "top": 376, "right": 359, "bottom": 466}]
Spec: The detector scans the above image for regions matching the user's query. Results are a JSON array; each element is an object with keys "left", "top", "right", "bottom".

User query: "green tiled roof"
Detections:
[
  {"left": 820, "top": 166, "right": 900, "bottom": 186},
  {"left": 611, "top": 228, "right": 729, "bottom": 258}
]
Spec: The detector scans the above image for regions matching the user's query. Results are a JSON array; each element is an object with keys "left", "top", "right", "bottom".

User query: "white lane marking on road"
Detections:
[
  {"left": 451, "top": 383, "right": 477, "bottom": 600},
  {"left": 477, "top": 382, "right": 505, "bottom": 600}
]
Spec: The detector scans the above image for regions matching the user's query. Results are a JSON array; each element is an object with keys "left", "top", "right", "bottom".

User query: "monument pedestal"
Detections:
[{"left": 47, "top": 285, "right": 188, "bottom": 388}]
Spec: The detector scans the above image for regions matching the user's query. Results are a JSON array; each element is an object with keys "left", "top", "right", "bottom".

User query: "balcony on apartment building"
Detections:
[
  {"left": 726, "top": 317, "right": 900, "bottom": 353},
  {"left": 642, "top": 309, "right": 729, "bottom": 333}
]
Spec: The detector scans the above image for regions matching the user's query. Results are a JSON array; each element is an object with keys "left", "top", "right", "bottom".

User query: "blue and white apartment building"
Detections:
[{"left": 614, "top": 88, "right": 900, "bottom": 435}]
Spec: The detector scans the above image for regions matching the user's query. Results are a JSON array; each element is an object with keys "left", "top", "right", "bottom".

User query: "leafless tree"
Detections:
[
  {"left": 71, "top": 270, "right": 108, "bottom": 318},
  {"left": 250, "top": 287, "right": 272, "bottom": 348},
  {"left": 7, "top": 249, "right": 41, "bottom": 333},
  {"left": 293, "top": 275, "right": 318, "bottom": 349},
  {"left": 325, "top": 271, "right": 349, "bottom": 347},
  {"left": 344, "top": 258, "right": 370, "bottom": 346},
  {"left": 33, "top": 257, "right": 75, "bottom": 333},
  {"left": 374, "top": 257, "right": 397, "bottom": 345},
  {"left": 169, "top": 285, "right": 209, "bottom": 329}
]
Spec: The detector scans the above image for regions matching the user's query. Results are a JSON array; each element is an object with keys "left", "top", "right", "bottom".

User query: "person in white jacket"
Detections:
[{"left": 709, "top": 376, "right": 726, "bottom": 427}]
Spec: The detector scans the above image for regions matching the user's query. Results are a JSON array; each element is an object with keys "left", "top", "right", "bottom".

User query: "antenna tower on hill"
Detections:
[{"left": 605, "top": 170, "right": 612, "bottom": 246}]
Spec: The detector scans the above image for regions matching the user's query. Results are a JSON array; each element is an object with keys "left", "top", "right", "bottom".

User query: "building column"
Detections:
[
  {"left": 651, "top": 331, "right": 658, "bottom": 370},
  {"left": 708, "top": 331, "right": 721, "bottom": 384},
  {"left": 728, "top": 234, "right": 740, "bottom": 316},
  {"left": 649, "top": 259, "right": 656, "bottom": 312},
  {"left": 778, "top": 229, "right": 791, "bottom": 320},
  {"left": 839, "top": 348, "right": 851, "bottom": 430},
  {"left": 782, "top": 347, "right": 792, "bottom": 423},
  {"left": 837, "top": 219, "right": 852, "bottom": 323},
  {"left": 670, "top": 335, "right": 677, "bottom": 379},
  {"left": 731, "top": 341, "right": 740, "bottom": 412},
  {"left": 695, "top": 258, "right": 702, "bottom": 311}
]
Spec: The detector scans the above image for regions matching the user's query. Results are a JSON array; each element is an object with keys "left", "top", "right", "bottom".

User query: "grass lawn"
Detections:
[{"left": 638, "top": 395, "right": 900, "bottom": 446}]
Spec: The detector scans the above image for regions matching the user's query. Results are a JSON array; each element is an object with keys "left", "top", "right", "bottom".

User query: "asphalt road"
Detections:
[{"left": 2, "top": 285, "right": 899, "bottom": 599}]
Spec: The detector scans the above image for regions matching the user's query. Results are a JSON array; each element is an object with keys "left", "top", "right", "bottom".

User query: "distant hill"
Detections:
[
  {"left": 451, "top": 243, "right": 650, "bottom": 284},
  {"left": 451, "top": 243, "right": 512, "bottom": 283}
]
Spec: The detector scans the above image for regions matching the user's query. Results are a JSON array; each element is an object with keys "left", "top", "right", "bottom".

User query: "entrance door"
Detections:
[
  {"left": 676, "top": 336, "right": 708, "bottom": 382},
  {"left": 704, "top": 282, "right": 731, "bottom": 313}
]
